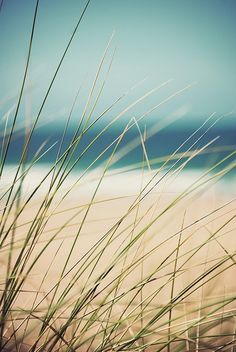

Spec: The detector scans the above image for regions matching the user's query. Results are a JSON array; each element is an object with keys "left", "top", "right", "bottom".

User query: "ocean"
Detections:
[{"left": 3, "top": 121, "right": 236, "bottom": 174}]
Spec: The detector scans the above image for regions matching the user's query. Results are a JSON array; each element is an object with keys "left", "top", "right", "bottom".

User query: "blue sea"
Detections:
[{"left": 4, "top": 120, "right": 236, "bottom": 175}]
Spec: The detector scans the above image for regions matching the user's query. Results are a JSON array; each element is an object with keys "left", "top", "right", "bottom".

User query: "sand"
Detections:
[{"left": 1, "top": 167, "right": 236, "bottom": 350}]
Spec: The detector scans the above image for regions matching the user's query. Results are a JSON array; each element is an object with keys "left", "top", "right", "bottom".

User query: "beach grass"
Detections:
[{"left": 1, "top": 1, "right": 236, "bottom": 351}]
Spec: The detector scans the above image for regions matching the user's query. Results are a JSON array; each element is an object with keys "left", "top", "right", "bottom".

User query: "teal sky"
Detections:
[{"left": 0, "top": 0, "right": 236, "bottom": 126}]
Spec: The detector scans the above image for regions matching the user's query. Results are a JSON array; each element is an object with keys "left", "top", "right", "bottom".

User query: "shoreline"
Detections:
[{"left": 1, "top": 164, "right": 235, "bottom": 200}]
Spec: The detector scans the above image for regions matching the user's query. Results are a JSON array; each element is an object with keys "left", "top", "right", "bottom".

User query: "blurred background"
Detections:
[{"left": 0, "top": 0, "right": 235, "bottom": 169}]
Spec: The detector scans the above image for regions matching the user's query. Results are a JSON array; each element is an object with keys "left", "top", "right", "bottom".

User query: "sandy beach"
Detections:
[{"left": 1, "top": 166, "right": 236, "bottom": 350}]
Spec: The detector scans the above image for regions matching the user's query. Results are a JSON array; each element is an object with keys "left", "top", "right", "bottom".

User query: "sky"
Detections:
[{"left": 0, "top": 0, "right": 236, "bottom": 128}]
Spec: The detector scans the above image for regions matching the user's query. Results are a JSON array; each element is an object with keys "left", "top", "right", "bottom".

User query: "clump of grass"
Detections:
[{"left": 1, "top": 1, "right": 236, "bottom": 351}]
